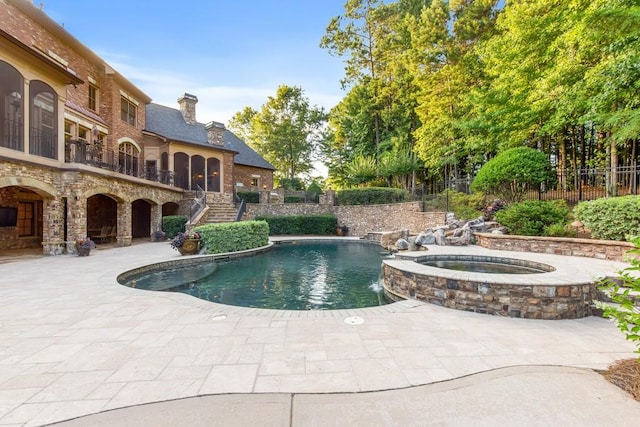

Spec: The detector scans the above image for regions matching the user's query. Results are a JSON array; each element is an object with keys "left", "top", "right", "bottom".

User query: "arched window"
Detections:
[
  {"left": 191, "top": 155, "right": 205, "bottom": 190},
  {"left": 0, "top": 61, "right": 24, "bottom": 151},
  {"left": 174, "top": 152, "right": 189, "bottom": 190},
  {"left": 207, "top": 157, "right": 221, "bottom": 192},
  {"left": 119, "top": 141, "right": 139, "bottom": 176},
  {"left": 29, "top": 80, "right": 57, "bottom": 159}
]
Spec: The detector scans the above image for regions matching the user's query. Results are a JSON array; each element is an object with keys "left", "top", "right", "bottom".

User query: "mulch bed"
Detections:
[{"left": 602, "top": 358, "right": 640, "bottom": 401}]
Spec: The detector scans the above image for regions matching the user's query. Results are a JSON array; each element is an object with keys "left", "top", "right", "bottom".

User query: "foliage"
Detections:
[
  {"left": 543, "top": 223, "right": 576, "bottom": 238},
  {"left": 284, "top": 196, "right": 306, "bottom": 204},
  {"left": 170, "top": 231, "right": 200, "bottom": 250},
  {"left": 73, "top": 236, "right": 96, "bottom": 249},
  {"left": 595, "top": 238, "right": 640, "bottom": 357},
  {"left": 346, "top": 154, "right": 378, "bottom": 186},
  {"left": 278, "top": 177, "right": 306, "bottom": 190},
  {"left": 336, "top": 187, "right": 410, "bottom": 205},
  {"left": 471, "top": 147, "right": 555, "bottom": 203},
  {"left": 573, "top": 196, "right": 640, "bottom": 241},
  {"left": 228, "top": 85, "right": 326, "bottom": 182},
  {"left": 482, "top": 199, "right": 506, "bottom": 221},
  {"left": 424, "top": 189, "right": 485, "bottom": 220},
  {"left": 193, "top": 221, "right": 269, "bottom": 254},
  {"left": 307, "top": 181, "right": 324, "bottom": 198},
  {"left": 237, "top": 190, "right": 260, "bottom": 204},
  {"left": 255, "top": 215, "right": 337, "bottom": 236},
  {"left": 162, "top": 215, "right": 188, "bottom": 239},
  {"left": 495, "top": 200, "right": 570, "bottom": 236}
]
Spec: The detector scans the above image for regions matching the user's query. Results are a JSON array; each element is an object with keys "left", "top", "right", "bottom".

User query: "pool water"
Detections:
[
  {"left": 126, "top": 241, "right": 388, "bottom": 310},
  {"left": 422, "top": 259, "right": 546, "bottom": 274}
]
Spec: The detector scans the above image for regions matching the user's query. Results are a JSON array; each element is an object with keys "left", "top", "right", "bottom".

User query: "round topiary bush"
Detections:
[{"left": 471, "top": 147, "right": 556, "bottom": 203}]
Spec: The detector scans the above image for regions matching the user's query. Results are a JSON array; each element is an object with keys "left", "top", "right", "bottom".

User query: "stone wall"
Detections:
[
  {"left": 383, "top": 263, "right": 596, "bottom": 320},
  {"left": 245, "top": 202, "right": 444, "bottom": 236},
  {"left": 474, "top": 233, "right": 635, "bottom": 262}
]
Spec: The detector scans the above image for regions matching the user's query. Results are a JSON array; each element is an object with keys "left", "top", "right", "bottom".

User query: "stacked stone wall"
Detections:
[
  {"left": 245, "top": 202, "right": 443, "bottom": 236},
  {"left": 474, "top": 233, "right": 634, "bottom": 262}
]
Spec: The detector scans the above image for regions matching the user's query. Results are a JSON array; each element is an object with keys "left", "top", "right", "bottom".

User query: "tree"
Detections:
[
  {"left": 228, "top": 85, "right": 326, "bottom": 182},
  {"left": 471, "top": 147, "right": 556, "bottom": 203}
]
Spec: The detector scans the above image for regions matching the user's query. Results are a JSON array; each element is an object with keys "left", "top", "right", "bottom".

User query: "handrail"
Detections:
[
  {"left": 189, "top": 184, "right": 207, "bottom": 224},
  {"left": 235, "top": 198, "right": 246, "bottom": 222}
]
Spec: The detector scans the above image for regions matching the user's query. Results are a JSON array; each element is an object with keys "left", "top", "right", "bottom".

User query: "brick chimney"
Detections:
[{"left": 177, "top": 93, "right": 198, "bottom": 124}]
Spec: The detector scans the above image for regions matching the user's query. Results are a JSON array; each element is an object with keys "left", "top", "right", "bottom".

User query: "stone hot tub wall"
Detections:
[
  {"left": 474, "top": 233, "right": 635, "bottom": 262},
  {"left": 382, "top": 263, "right": 597, "bottom": 320}
]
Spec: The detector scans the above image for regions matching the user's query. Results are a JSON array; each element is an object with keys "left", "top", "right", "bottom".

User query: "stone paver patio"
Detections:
[{"left": 0, "top": 239, "right": 636, "bottom": 426}]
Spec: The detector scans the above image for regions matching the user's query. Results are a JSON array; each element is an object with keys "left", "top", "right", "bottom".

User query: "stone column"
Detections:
[
  {"left": 116, "top": 201, "right": 132, "bottom": 246},
  {"left": 42, "top": 196, "right": 65, "bottom": 255},
  {"left": 150, "top": 203, "right": 162, "bottom": 239},
  {"left": 259, "top": 190, "right": 270, "bottom": 204},
  {"left": 66, "top": 194, "right": 87, "bottom": 254}
]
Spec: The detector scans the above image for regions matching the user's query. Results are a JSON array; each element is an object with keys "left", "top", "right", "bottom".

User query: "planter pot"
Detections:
[
  {"left": 178, "top": 239, "right": 200, "bottom": 255},
  {"left": 76, "top": 245, "right": 92, "bottom": 256}
]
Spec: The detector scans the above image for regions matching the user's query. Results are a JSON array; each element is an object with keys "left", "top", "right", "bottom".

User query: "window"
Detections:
[
  {"left": 120, "top": 96, "right": 136, "bottom": 126},
  {"left": 29, "top": 80, "right": 57, "bottom": 159},
  {"left": 119, "top": 141, "right": 139, "bottom": 176},
  {"left": 0, "top": 60, "right": 24, "bottom": 151},
  {"left": 17, "top": 202, "right": 34, "bottom": 237},
  {"left": 88, "top": 84, "right": 98, "bottom": 111},
  {"left": 251, "top": 177, "right": 259, "bottom": 187}
]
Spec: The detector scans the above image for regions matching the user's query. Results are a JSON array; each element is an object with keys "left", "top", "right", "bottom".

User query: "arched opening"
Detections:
[
  {"left": 160, "top": 152, "right": 170, "bottom": 184},
  {"left": 174, "top": 152, "right": 189, "bottom": 189},
  {"left": 86, "top": 194, "right": 117, "bottom": 242},
  {"left": 119, "top": 141, "right": 139, "bottom": 176},
  {"left": 191, "top": 155, "right": 205, "bottom": 190},
  {"left": 29, "top": 80, "right": 57, "bottom": 159},
  {"left": 207, "top": 157, "right": 221, "bottom": 192},
  {"left": 0, "top": 61, "right": 24, "bottom": 151},
  {"left": 162, "top": 202, "right": 179, "bottom": 216},
  {"left": 131, "top": 199, "right": 152, "bottom": 238},
  {"left": 0, "top": 186, "right": 43, "bottom": 249}
]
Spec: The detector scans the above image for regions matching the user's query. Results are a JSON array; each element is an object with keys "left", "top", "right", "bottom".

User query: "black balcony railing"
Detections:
[
  {"left": 1, "top": 118, "right": 23, "bottom": 151},
  {"left": 64, "top": 139, "right": 174, "bottom": 186},
  {"left": 30, "top": 127, "right": 57, "bottom": 159}
]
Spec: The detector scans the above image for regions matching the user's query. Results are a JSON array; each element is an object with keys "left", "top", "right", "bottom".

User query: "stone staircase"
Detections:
[{"left": 203, "top": 204, "right": 238, "bottom": 224}]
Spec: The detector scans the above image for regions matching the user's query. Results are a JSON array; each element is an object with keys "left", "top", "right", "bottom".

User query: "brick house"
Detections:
[{"left": 0, "top": 0, "right": 274, "bottom": 253}]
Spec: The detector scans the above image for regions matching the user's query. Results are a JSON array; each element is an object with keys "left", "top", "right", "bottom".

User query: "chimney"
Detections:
[{"left": 177, "top": 93, "right": 198, "bottom": 124}]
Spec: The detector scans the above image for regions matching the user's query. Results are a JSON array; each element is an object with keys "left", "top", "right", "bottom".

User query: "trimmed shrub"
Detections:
[
  {"left": 471, "top": 147, "right": 556, "bottom": 203},
  {"left": 255, "top": 214, "right": 337, "bottom": 235},
  {"left": 237, "top": 190, "right": 260, "bottom": 204},
  {"left": 336, "top": 187, "right": 410, "bottom": 205},
  {"left": 284, "top": 195, "right": 306, "bottom": 204},
  {"left": 162, "top": 215, "right": 188, "bottom": 239},
  {"left": 573, "top": 195, "right": 640, "bottom": 241},
  {"left": 495, "top": 200, "right": 569, "bottom": 236},
  {"left": 193, "top": 220, "right": 269, "bottom": 254}
]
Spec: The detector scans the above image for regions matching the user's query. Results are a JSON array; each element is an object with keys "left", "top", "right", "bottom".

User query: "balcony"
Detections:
[{"left": 65, "top": 139, "right": 174, "bottom": 186}]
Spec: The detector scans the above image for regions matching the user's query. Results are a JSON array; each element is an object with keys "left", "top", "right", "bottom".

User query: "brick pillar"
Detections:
[{"left": 117, "top": 201, "right": 132, "bottom": 246}]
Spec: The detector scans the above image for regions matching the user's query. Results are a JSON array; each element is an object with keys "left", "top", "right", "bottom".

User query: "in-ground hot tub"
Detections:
[{"left": 382, "top": 247, "right": 623, "bottom": 320}]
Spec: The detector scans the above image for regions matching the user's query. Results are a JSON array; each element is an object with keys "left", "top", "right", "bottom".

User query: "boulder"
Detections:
[
  {"left": 433, "top": 228, "right": 446, "bottom": 246},
  {"left": 380, "top": 231, "right": 403, "bottom": 249},
  {"left": 415, "top": 231, "right": 436, "bottom": 246},
  {"left": 396, "top": 238, "right": 409, "bottom": 250}
]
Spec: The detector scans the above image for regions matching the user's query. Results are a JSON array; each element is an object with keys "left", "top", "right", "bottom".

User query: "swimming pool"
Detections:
[{"left": 120, "top": 240, "right": 388, "bottom": 310}]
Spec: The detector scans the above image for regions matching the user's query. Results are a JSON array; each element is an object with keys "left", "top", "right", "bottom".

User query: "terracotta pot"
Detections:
[{"left": 178, "top": 239, "right": 200, "bottom": 255}]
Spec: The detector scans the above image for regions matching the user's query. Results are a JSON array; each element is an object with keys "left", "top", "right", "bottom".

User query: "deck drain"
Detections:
[
  {"left": 344, "top": 316, "right": 364, "bottom": 325},
  {"left": 211, "top": 314, "right": 228, "bottom": 321}
]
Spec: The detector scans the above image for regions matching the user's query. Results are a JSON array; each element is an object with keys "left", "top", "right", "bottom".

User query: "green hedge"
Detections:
[
  {"left": 336, "top": 187, "right": 410, "bottom": 205},
  {"left": 162, "top": 215, "right": 188, "bottom": 239},
  {"left": 193, "top": 220, "right": 269, "bottom": 254},
  {"left": 237, "top": 190, "right": 260, "bottom": 204},
  {"left": 255, "top": 214, "right": 337, "bottom": 235},
  {"left": 573, "top": 195, "right": 640, "bottom": 241},
  {"left": 495, "top": 200, "right": 569, "bottom": 236}
]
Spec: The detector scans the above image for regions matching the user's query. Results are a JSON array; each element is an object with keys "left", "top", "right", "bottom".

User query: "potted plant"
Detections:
[
  {"left": 171, "top": 231, "right": 201, "bottom": 255},
  {"left": 74, "top": 236, "right": 96, "bottom": 256}
]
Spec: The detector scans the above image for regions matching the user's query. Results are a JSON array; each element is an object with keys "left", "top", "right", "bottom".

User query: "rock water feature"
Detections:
[{"left": 384, "top": 213, "right": 507, "bottom": 252}]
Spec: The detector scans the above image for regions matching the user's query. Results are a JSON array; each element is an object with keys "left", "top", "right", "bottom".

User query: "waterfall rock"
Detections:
[{"left": 396, "top": 238, "right": 409, "bottom": 250}]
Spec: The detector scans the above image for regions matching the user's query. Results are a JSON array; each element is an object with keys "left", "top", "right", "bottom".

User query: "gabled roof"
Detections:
[
  {"left": 144, "top": 103, "right": 212, "bottom": 146},
  {"left": 223, "top": 130, "right": 276, "bottom": 171},
  {"left": 144, "top": 103, "right": 275, "bottom": 171}
]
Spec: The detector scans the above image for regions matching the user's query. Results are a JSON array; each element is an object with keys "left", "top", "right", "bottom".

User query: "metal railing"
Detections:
[
  {"left": 189, "top": 184, "right": 206, "bottom": 224},
  {"left": 1, "top": 118, "right": 23, "bottom": 151},
  {"left": 29, "top": 127, "right": 57, "bottom": 159}
]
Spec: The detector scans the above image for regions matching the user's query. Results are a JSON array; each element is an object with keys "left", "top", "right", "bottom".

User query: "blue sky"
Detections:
[{"left": 43, "top": 0, "right": 348, "bottom": 125}]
